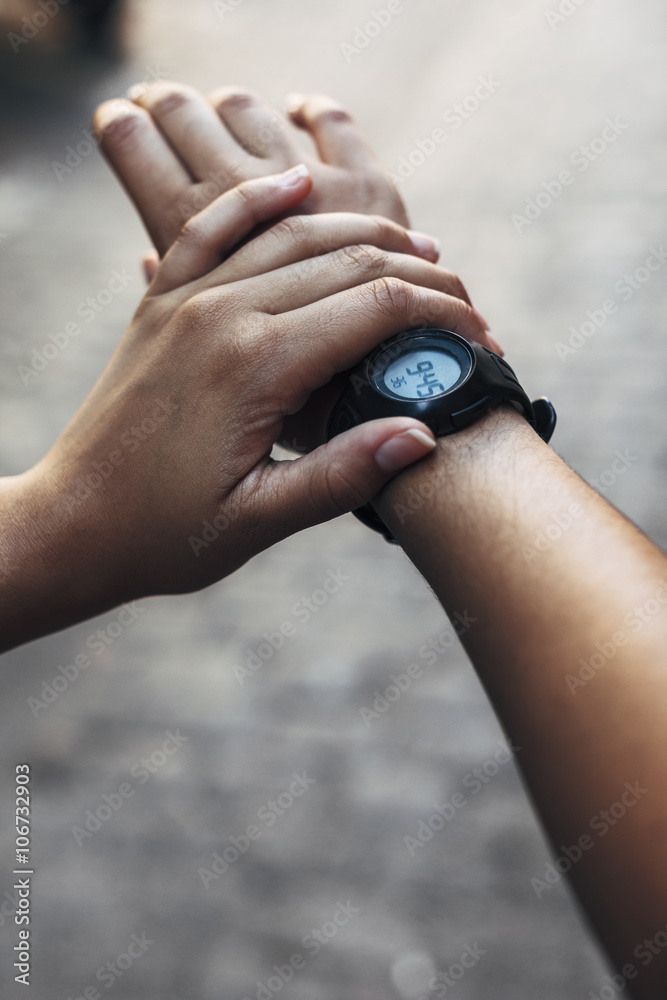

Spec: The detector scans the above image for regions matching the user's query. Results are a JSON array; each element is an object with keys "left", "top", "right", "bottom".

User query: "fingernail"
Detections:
[
  {"left": 95, "top": 99, "right": 135, "bottom": 130},
  {"left": 277, "top": 163, "right": 310, "bottom": 187},
  {"left": 285, "top": 92, "right": 306, "bottom": 115},
  {"left": 487, "top": 334, "right": 505, "bottom": 357},
  {"left": 375, "top": 427, "right": 436, "bottom": 473},
  {"left": 407, "top": 230, "right": 440, "bottom": 260}
]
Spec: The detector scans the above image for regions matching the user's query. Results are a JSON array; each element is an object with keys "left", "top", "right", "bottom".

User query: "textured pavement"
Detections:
[{"left": 1, "top": 0, "right": 667, "bottom": 997}]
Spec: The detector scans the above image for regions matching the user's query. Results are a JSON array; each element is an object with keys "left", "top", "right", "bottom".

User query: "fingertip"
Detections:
[
  {"left": 275, "top": 163, "right": 311, "bottom": 188},
  {"left": 285, "top": 92, "right": 306, "bottom": 117},
  {"left": 93, "top": 98, "right": 138, "bottom": 133},
  {"left": 406, "top": 229, "right": 441, "bottom": 263}
]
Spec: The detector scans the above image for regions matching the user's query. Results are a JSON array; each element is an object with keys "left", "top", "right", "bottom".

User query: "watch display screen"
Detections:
[{"left": 382, "top": 346, "right": 462, "bottom": 400}]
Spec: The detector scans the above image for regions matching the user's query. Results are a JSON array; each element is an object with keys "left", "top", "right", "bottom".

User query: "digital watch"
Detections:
[{"left": 326, "top": 328, "right": 556, "bottom": 543}]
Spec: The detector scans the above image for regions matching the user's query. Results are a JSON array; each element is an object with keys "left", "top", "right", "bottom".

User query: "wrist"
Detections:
[
  {"left": 372, "top": 404, "right": 533, "bottom": 540},
  {"left": 0, "top": 463, "right": 119, "bottom": 651}
]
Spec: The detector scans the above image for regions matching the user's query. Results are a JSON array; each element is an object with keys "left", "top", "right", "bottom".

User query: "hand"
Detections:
[
  {"left": 93, "top": 84, "right": 415, "bottom": 254},
  {"left": 3, "top": 166, "right": 490, "bottom": 649},
  {"left": 93, "top": 83, "right": 497, "bottom": 453}
]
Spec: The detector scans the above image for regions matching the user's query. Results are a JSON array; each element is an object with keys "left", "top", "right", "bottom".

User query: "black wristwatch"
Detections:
[{"left": 326, "top": 328, "right": 556, "bottom": 543}]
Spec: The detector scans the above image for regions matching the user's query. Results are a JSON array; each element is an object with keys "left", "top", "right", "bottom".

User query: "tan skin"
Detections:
[
  {"left": 3, "top": 82, "right": 666, "bottom": 997},
  {"left": 93, "top": 84, "right": 667, "bottom": 997},
  {"left": 0, "top": 164, "right": 489, "bottom": 650},
  {"left": 375, "top": 411, "right": 667, "bottom": 1000},
  {"left": 93, "top": 84, "right": 499, "bottom": 451}
]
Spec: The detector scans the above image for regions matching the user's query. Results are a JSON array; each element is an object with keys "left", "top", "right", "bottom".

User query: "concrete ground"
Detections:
[{"left": 1, "top": 0, "right": 666, "bottom": 997}]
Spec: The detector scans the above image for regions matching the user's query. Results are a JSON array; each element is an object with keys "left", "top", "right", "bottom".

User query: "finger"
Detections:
[
  {"left": 151, "top": 167, "right": 313, "bottom": 294},
  {"left": 142, "top": 250, "right": 160, "bottom": 284},
  {"left": 93, "top": 99, "right": 195, "bottom": 255},
  {"left": 247, "top": 419, "right": 437, "bottom": 540},
  {"left": 129, "top": 80, "right": 251, "bottom": 181},
  {"left": 199, "top": 213, "right": 441, "bottom": 291},
  {"left": 209, "top": 86, "right": 301, "bottom": 160},
  {"left": 285, "top": 93, "right": 381, "bottom": 170},
  {"left": 268, "top": 279, "right": 495, "bottom": 403},
  {"left": 234, "top": 245, "right": 474, "bottom": 317}
]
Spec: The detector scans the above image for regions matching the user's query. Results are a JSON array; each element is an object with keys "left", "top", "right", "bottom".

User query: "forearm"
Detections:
[
  {"left": 0, "top": 467, "right": 118, "bottom": 652},
  {"left": 373, "top": 406, "right": 667, "bottom": 998}
]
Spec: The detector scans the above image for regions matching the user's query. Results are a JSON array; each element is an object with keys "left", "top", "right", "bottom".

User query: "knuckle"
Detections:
[
  {"left": 179, "top": 287, "right": 236, "bottom": 330},
  {"left": 174, "top": 215, "right": 205, "bottom": 249},
  {"left": 269, "top": 214, "right": 311, "bottom": 245},
  {"left": 340, "top": 244, "right": 391, "bottom": 278},
  {"left": 369, "top": 276, "right": 414, "bottom": 315}
]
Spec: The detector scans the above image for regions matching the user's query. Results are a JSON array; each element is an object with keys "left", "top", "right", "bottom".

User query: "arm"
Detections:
[
  {"left": 1, "top": 170, "right": 490, "bottom": 652},
  {"left": 373, "top": 405, "right": 667, "bottom": 999}
]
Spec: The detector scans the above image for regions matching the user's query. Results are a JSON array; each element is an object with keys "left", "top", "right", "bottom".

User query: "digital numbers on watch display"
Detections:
[{"left": 371, "top": 335, "right": 473, "bottom": 402}]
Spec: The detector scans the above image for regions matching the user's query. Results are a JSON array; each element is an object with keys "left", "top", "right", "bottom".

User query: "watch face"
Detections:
[
  {"left": 383, "top": 346, "right": 462, "bottom": 400},
  {"left": 371, "top": 334, "right": 473, "bottom": 401}
]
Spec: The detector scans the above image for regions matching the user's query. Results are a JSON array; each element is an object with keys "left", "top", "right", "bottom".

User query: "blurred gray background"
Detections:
[{"left": 1, "top": 0, "right": 666, "bottom": 997}]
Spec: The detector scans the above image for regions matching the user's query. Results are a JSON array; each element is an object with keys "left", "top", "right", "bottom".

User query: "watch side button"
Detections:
[
  {"left": 451, "top": 395, "right": 491, "bottom": 430},
  {"left": 491, "top": 354, "right": 520, "bottom": 383}
]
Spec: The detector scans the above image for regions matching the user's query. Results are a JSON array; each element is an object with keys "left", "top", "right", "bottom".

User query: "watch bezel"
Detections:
[{"left": 367, "top": 332, "right": 475, "bottom": 402}]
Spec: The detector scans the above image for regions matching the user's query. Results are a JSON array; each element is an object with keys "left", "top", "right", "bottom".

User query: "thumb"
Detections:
[{"left": 256, "top": 419, "right": 437, "bottom": 540}]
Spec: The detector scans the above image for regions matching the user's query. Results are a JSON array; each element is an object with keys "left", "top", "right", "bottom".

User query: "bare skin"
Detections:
[
  {"left": 370, "top": 410, "right": 667, "bottom": 999},
  {"left": 5, "top": 81, "right": 664, "bottom": 997},
  {"left": 94, "top": 86, "right": 414, "bottom": 254},
  {"left": 0, "top": 168, "right": 488, "bottom": 651},
  {"left": 93, "top": 84, "right": 667, "bottom": 998},
  {"left": 93, "top": 84, "right": 499, "bottom": 451}
]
